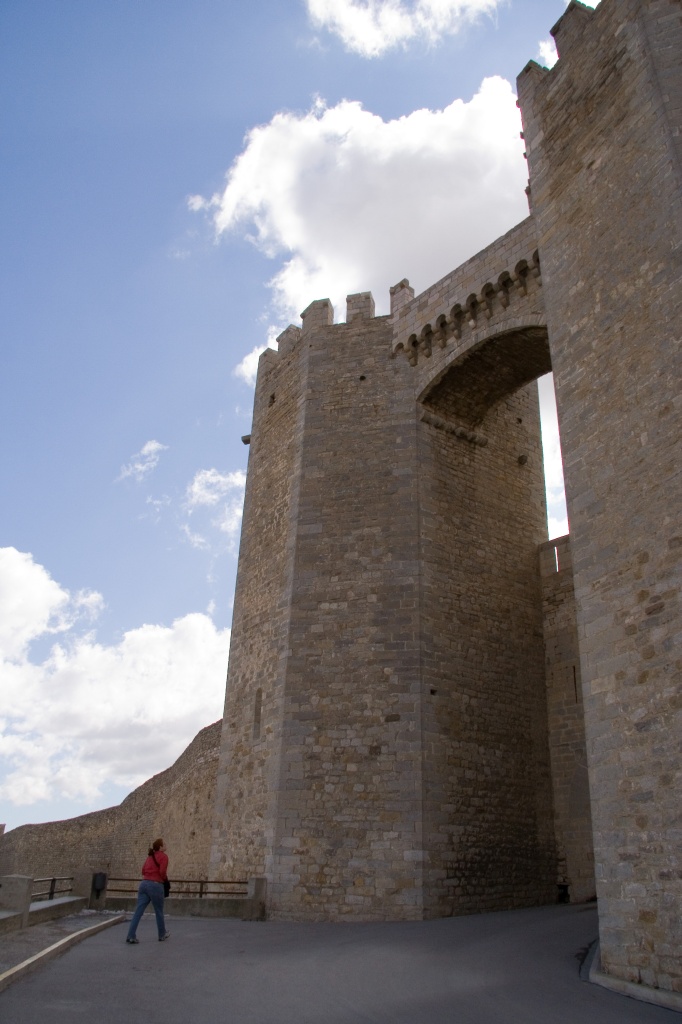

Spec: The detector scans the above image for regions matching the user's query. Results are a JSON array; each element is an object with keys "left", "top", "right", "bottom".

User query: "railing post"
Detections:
[
  {"left": 0, "top": 875, "right": 33, "bottom": 928},
  {"left": 48, "top": 877, "right": 56, "bottom": 901},
  {"left": 199, "top": 880, "right": 205, "bottom": 899},
  {"left": 71, "top": 869, "right": 103, "bottom": 907},
  {"left": 243, "top": 878, "right": 267, "bottom": 921}
]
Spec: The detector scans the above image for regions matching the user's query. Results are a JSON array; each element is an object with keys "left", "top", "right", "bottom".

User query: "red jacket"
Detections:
[{"left": 142, "top": 851, "right": 168, "bottom": 883}]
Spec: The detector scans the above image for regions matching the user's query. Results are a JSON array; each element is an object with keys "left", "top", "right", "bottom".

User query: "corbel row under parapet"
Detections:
[{"left": 395, "top": 250, "right": 542, "bottom": 367}]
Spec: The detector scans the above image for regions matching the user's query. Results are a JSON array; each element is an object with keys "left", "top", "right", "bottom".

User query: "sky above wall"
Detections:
[{"left": 0, "top": 0, "right": 593, "bottom": 833}]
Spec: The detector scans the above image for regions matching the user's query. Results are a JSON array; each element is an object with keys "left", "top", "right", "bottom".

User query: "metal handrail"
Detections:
[
  {"left": 32, "top": 876, "right": 74, "bottom": 901},
  {"left": 106, "top": 877, "right": 248, "bottom": 898}
]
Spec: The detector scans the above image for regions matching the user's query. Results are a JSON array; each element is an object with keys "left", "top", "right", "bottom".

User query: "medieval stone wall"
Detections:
[
  {"left": 0, "top": 528, "right": 593, "bottom": 922},
  {"left": 391, "top": 216, "right": 543, "bottom": 370},
  {"left": 210, "top": 268, "right": 580, "bottom": 922},
  {"left": 0, "top": 721, "right": 221, "bottom": 883},
  {"left": 540, "top": 535, "right": 595, "bottom": 904},
  {"left": 270, "top": 303, "right": 425, "bottom": 920},
  {"left": 209, "top": 321, "right": 308, "bottom": 885},
  {"left": 417, "top": 379, "right": 556, "bottom": 915},
  {"left": 518, "top": 0, "right": 681, "bottom": 992},
  {"left": 0, "top": 805, "right": 120, "bottom": 883},
  {"left": 211, "top": 295, "right": 429, "bottom": 920}
]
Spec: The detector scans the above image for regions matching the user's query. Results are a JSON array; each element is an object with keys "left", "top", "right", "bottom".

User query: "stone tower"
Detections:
[
  {"left": 211, "top": 0, "right": 681, "bottom": 995},
  {"left": 516, "top": 0, "right": 682, "bottom": 993}
]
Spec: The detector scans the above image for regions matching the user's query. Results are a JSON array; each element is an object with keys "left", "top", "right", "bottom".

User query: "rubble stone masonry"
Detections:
[
  {"left": 517, "top": 0, "right": 681, "bottom": 991},
  {"left": 540, "top": 535, "right": 595, "bottom": 905},
  {"left": 209, "top": 273, "right": 566, "bottom": 921}
]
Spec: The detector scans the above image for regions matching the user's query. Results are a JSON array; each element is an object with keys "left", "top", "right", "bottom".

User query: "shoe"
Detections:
[
  {"left": 159, "top": 932, "right": 170, "bottom": 942},
  {"left": 126, "top": 938, "right": 139, "bottom": 944}
]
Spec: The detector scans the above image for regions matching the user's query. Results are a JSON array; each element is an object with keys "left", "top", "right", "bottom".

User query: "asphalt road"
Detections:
[{"left": 0, "top": 903, "right": 678, "bottom": 1024}]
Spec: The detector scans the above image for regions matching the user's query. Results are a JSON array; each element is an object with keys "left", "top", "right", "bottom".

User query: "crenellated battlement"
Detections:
[
  {"left": 301, "top": 297, "right": 334, "bottom": 333},
  {"left": 550, "top": 1, "right": 596, "bottom": 61},
  {"left": 389, "top": 278, "right": 415, "bottom": 316},
  {"left": 346, "top": 291, "right": 375, "bottom": 321},
  {"left": 275, "top": 324, "right": 301, "bottom": 356},
  {"left": 267, "top": 293, "right": 383, "bottom": 367},
  {"left": 271, "top": 292, "right": 378, "bottom": 352},
  {"left": 516, "top": 2, "right": 605, "bottom": 202},
  {"left": 394, "top": 249, "right": 542, "bottom": 366},
  {"left": 516, "top": 0, "right": 616, "bottom": 152},
  {"left": 516, "top": 0, "right": 596, "bottom": 92}
]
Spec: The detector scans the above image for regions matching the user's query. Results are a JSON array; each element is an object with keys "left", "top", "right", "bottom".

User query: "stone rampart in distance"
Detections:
[{"left": 0, "top": 721, "right": 221, "bottom": 882}]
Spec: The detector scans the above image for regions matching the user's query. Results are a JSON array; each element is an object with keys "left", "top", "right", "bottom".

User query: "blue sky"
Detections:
[{"left": 0, "top": 0, "right": 584, "bottom": 832}]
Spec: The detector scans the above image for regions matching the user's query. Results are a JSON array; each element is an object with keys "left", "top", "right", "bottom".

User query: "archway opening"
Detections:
[
  {"left": 537, "top": 374, "right": 568, "bottom": 541},
  {"left": 416, "top": 326, "right": 594, "bottom": 916},
  {"left": 419, "top": 326, "right": 567, "bottom": 540}
]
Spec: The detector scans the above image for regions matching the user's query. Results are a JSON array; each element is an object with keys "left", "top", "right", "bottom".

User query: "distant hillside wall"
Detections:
[{"left": 0, "top": 720, "right": 222, "bottom": 882}]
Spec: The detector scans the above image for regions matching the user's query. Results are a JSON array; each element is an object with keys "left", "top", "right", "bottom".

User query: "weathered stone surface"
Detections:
[
  {"left": 518, "top": 0, "right": 682, "bottom": 992},
  {"left": 540, "top": 536, "right": 595, "bottom": 905},
  {"left": 0, "top": 722, "right": 221, "bottom": 883},
  {"left": 209, "top": 257, "right": 564, "bottom": 923}
]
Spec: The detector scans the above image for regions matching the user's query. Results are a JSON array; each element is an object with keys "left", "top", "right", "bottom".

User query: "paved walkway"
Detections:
[
  {"left": 0, "top": 910, "right": 117, "bottom": 975},
  {"left": 0, "top": 903, "right": 679, "bottom": 1023}
]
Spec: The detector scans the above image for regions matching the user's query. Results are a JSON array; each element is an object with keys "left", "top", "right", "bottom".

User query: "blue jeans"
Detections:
[{"left": 126, "top": 880, "right": 166, "bottom": 940}]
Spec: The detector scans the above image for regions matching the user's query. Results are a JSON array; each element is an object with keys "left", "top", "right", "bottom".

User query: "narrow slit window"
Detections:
[{"left": 253, "top": 688, "right": 263, "bottom": 740}]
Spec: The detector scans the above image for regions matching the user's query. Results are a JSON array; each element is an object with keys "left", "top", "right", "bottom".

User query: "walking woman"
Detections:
[{"left": 126, "top": 838, "right": 170, "bottom": 943}]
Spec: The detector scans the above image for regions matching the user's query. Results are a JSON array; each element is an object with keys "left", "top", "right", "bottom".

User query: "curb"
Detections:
[
  {"left": 0, "top": 914, "right": 126, "bottom": 994},
  {"left": 588, "top": 942, "right": 682, "bottom": 1013}
]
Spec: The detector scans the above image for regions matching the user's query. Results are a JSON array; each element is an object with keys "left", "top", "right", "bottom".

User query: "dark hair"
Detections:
[{"left": 148, "top": 838, "right": 164, "bottom": 855}]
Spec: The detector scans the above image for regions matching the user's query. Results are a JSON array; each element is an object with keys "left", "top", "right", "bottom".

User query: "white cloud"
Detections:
[
  {"left": 196, "top": 77, "right": 528, "bottom": 322},
  {"left": 182, "top": 469, "right": 247, "bottom": 554},
  {"left": 233, "top": 355, "right": 261, "bottom": 392},
  {"left": 0, "top": 547, "right": 103, "bottom": 662},
  {"left": 306, "top": 0, "right": 501, "bottom": 57},
  {"left": 234, "top": 345, "right": 266, "bottom": 386},
  {"left": 537, "top": 38, "right": 558, "bottom": 68},
  {"left": 548, "top": 512, "right": 568, "bottom": 539},
  {"left": 185, "top": 469, "right": 247, "bottom": 509},
  {"left": 194, "top": 78, "right": 566, "bottom": 534},
  {"left": 197, "top": 81, "right": 567, "bottom": 526},
  {"left": 233, "top": 327, "right": 280, "bottom": 387},
  {"left": 181, "top": 523, "right": 211, "bottom": 551},
  {"left": 187, "top": 193, "right": 210, "bottom": 212},
  {"left": 117, "top": 440, "right": 168, "bottom": 483},
  {"left": 0, "top": 548, "right": 228, "bottom": 809},
  {"left": 213, "top": 500, "right": 244, "bottom": 540},
  {"left": 142, "top": 493, "right": 172, "bottom": 525}
]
